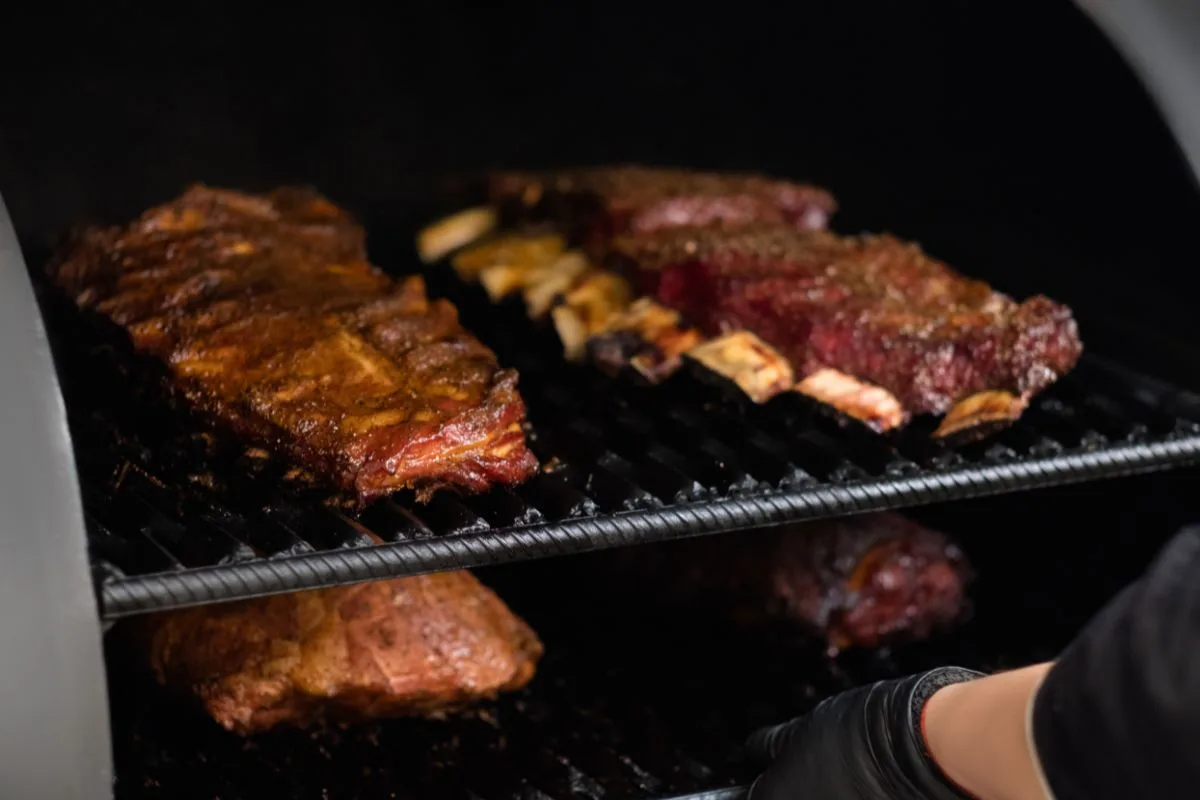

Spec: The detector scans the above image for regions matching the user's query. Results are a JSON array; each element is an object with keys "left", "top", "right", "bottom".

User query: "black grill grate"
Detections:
[
  {"left": 109, "top": 622, "right": 767, "bottom": 800},
  {"left": 104, "top": 568, "right": 1032, "bottom": 800},
  {"left": 41, "top": 267, "right": 1200, "bottom": 619},
  {"left": 108, "top": 470, "right": 1192, "bottom": 799},
  {"left": 101, "top": 618, "right": 1056, "bottom": 799}
]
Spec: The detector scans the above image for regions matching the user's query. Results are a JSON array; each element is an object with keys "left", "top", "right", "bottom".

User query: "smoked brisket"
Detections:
[{"left": 142, "top": 571, "right": 542, "bottom": 734}]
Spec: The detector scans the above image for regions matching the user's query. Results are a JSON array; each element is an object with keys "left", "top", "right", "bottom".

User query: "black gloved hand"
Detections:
[{"left": 746, "top": 667, "right": 984, "bottom": 800}]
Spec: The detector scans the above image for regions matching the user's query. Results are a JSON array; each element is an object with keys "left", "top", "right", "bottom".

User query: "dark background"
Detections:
[
  {"left": 4, "top": 4, "right": 1197, "bottom": 792},
  {"left": 3, "top": 0, "right": 1198, "bottom": 373}
]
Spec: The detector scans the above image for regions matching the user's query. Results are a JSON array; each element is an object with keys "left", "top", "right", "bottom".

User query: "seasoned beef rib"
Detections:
[
  {"left": 489, "top": 165, "right": 836, "bottom": 253},
  {"left": 612, "top": 224, "right": 1082, "bottom": 419}
]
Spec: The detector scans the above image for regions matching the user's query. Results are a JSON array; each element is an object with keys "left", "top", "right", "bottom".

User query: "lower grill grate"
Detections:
[
  {"left": 40, "top": 265, "right": 1200, "bottom": 618},
  {"left": 103, "top": 623, "right": 1050, "bottom": 799},
  {"left": 111, "top": 479, "right": 1177, "bottom": 800},
  {"left": 110, "top": 628, "right": 760, "bottom": 800},
  {"left": 106, "top": 580, "right": 1031, "bottom": 800}
]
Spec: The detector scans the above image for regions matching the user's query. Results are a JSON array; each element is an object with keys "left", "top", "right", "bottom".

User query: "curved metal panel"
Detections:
[
  {"left": 1076, "top": 0, "right": 1200, "bottom": 185},
  {"left": 0, "top": 194, "right": 112, "bottom": 796}
]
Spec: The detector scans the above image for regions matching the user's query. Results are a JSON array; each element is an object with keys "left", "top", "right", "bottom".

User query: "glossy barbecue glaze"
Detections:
[
  {"left": 50, "top": 186, "right": 538, "bottom": 503},
  {"left": 141, "top": 570, "right": 542, "bottom": 734},
  {"left": 612, "top": 224, "right": 1082, "bottom": 416}
]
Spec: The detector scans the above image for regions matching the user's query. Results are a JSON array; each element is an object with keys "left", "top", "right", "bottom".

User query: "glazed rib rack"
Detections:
[{"left": 43, "top": 255, "right": 1200, "bottom": 618}]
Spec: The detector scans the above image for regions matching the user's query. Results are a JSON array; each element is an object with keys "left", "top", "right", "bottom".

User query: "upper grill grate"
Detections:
[{"left": 39, "top": 266, "right": 1200, "bottom": 618}]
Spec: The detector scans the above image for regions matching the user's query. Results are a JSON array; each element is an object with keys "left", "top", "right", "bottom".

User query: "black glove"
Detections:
[{"left": 746, "top": 667, "right": 984, "bottom": 800}]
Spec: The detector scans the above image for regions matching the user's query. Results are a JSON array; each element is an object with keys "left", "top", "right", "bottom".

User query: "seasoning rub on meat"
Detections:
[
  {"left": 613, "top": 224, "right": 1082, "bottom": 432},
  {"left": 489, "top": 165, "right": 836, "bottom": 253},
  {"left": 428, "top": 164, "right": 1084, "bottom": 435},
  {"left": 142, "top": 571, "right": 543, "bottom": 734}
]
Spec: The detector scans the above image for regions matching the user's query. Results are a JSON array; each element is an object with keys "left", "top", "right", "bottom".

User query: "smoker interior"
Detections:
[
  {"left": 3, "top": 3, "right": 1199, "bottom": 797},
  {"left": 108, "top": 471, "right": 1194, "bottom": 799},
  {"left": 43, "top": 260, "right": 1200, "bottom": 619},
  {"left": 15, "top": 1, "right": 1200, "bottom": 618}
]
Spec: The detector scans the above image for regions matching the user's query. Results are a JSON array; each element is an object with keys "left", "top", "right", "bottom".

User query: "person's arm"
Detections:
[
  {"left": 1029, "top": 524, "right": 1200, "bottom": 799},
  {"left": 748, "top": 524, "right": 1200, "bottom": 800},
  {"left": 922, "top": 662, "right": 1053, "bottom": 800}
]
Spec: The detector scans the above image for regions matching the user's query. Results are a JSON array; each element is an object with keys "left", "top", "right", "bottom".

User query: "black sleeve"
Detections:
[{"left": 1032, "top": 524, "right": 1200, "bottom": 800}]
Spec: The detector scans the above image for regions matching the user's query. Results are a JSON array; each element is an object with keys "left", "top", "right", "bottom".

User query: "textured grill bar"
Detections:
[
  {"left": 92, "top": 439, "right": 1200, "bottom": 617},
  {"left": 38, "top": 262, "right": 1200, "bottom": 618}
]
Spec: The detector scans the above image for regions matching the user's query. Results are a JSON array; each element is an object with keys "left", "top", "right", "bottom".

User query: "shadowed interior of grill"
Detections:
[
  {"left": 107, "top": 472, "right": 1194, "bottom": 799},
  {"left": 4, "top": 5, "right": 1200, "bottom": 798},
  {"left": 48, "top": 244, "right": 1200, "bottom": 797},
  {"left": 30, "top": 236, "right": 1200, "bottom": 619}
]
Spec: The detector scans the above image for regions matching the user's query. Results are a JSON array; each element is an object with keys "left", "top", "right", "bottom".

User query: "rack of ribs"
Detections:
[
  {"left": 477, "top": 166, "right": 1082, "bottom": 434},
  {"left": 50, "top": 185, "right": 538, "bottom": 504},
  {"left": 140, "top": 571, "right": 542, "bottom": 734},
  {"left": 488, "top": 165, "right": 836, "bottom": 254},
  {"left": 610, "top": 512, "right": 972, "bottom": 652},
  {"left": 611, "top": 224, "right": 1083, "bottom": 433}
]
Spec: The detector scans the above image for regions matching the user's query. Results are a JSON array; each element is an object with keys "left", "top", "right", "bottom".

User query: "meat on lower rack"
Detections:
[
  {"left": 50, "top": 185, "right": 538, "bottom": 504},
  {"left": 489, "top": 165, "right": 836, "bottom": 253},
  {"left": 611, "top": 512, "right": 972, "bottom": 652},
  {"left": 611, "top": 224, "right": 1083, "bottom": 430},
  {"left": 140, "top": 571, "right": 543, "bottom": 734}
]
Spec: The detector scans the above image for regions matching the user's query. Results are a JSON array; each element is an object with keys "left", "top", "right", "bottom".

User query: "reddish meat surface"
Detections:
[
  {"left": 142, "top": 571, "right": 543, "bottom": 734},
  {"left": 488, "top": 165, "right": 835, "bottom": 254},
  {"left": 612, "top": 513, "right": 971, "bottom": 651},
  {"left": 612, "top": 224, "right": 1082, "bottom": 415},
  {"left": 50, "top": 186, "right": 538, "bottom": 503}
]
